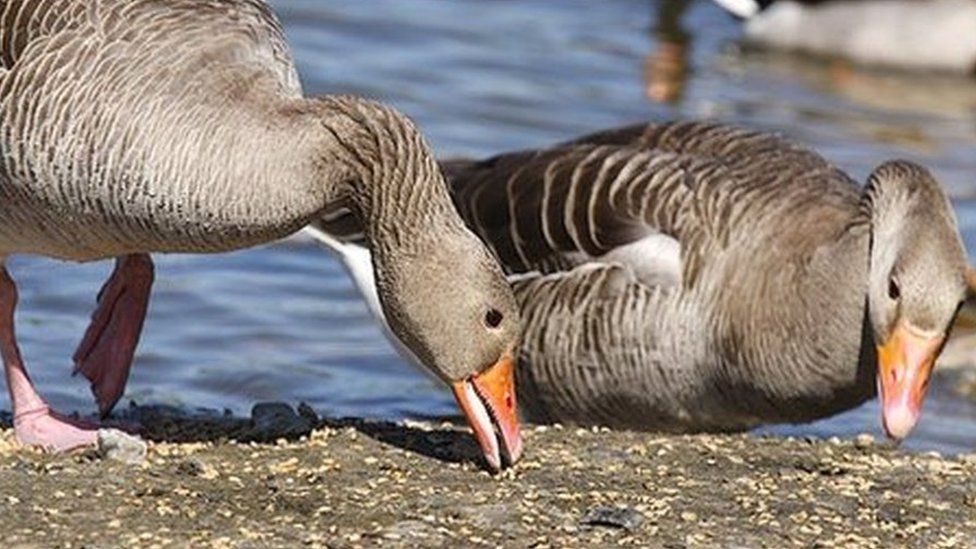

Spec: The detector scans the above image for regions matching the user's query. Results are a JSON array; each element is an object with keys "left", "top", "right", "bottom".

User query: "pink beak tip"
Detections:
[{"left": 882, "top": 404, "right": 920, "bottom": 441}]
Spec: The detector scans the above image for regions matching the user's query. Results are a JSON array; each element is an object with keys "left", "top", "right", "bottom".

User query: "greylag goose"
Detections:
[
  {"left": 713, "top": 0, "right": 976, "bottom": 74},
  {"left": 0, "top": 0, "right": 522, "bottom": 471},
  {"left": 310, "top": 121, "right": 969, "bottom": 440}
]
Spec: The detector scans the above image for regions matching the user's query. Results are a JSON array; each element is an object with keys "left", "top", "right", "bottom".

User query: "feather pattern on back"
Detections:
[{"left": 449, "top": 122, "right": 861, "bottom": 286}]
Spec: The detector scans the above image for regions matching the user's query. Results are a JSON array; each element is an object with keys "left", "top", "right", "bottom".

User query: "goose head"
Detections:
[
  {"left": 313, "top": 98, "right": 523, "bottom": 471},
  {"left": 865, "top": 160, "right": 968, "bottom": 440},
  {"left": 370, "top": 222, "right": 522, "bottom": 471}
]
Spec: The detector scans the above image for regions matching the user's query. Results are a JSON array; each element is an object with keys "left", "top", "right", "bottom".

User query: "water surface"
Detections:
[{"left": 8, "top": 0, "right": 976, "bottom": 453}]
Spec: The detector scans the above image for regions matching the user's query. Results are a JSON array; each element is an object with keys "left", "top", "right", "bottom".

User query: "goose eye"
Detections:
[
  {"left": 484, "top": 308, "right": 503, "bottom": 329},
  {"left": 888, "top": 278, "right": 900, "bottom": 301}
]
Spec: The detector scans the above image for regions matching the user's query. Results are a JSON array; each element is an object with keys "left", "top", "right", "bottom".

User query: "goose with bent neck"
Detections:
[
  {"left": 0, "top": 0, "right": 521, "bottom": 471},
  {"left": 312, "top": 122, "right": 968, "bottom": 439}
]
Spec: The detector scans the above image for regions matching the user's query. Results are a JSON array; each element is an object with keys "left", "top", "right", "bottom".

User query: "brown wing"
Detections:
[
  {"left": 452, "top": 121, "right": 860, "bottom": 284},
  {"left": 317, "top": 121, "right": 861, "bottom": 287}
]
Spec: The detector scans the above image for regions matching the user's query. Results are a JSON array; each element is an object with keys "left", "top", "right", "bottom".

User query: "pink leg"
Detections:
[
  {"left": 73, "top": 254, "right": 153, "bottom": 417},
  {"left": 0, "top": 267, "right": 98, "bottom": 451}
]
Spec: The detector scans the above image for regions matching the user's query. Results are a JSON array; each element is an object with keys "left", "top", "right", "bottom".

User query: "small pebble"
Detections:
[
  {"left": 297, "top": 402, "right": 319, "bottom": 422},
  {"left": 251, "top": 402, "right": 314, "bottom": 439},
  {"left": 97, "top": 429, "right": 147, "bottom": 465},
  {"left": 175, "top": 458, "right": 206, "bottom": 477},
  {"left": 580, "top": 506, "right": 644, "bottom": 531},
  {"left": 855, "top": 434, "right": 874, "bottom": 449}
]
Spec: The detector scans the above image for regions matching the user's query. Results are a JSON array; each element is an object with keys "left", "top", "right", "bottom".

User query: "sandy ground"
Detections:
[{"left": 0, "top": 404, "right": 973, "bottom": 548}]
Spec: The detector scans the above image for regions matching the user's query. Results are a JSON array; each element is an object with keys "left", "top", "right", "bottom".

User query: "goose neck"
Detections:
[{"left": 302, "top": 96, "right": 457, "bottom": 254}]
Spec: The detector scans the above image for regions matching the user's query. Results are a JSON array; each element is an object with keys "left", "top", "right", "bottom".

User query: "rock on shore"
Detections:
[{"left": 0, "top": 406, "right": 973, "bottom": 547}]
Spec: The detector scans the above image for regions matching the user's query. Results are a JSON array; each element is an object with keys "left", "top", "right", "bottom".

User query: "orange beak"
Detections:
[
  {"left": 451, "top": 353, "right": 523, "bottom": 472},
  {"left": 876, "top": 320, "right": 944, "bottom": 440}
]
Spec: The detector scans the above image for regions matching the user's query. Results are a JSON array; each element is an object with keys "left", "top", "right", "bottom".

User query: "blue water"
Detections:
[{"left": 6, "top": 0, "right": 976, "bottom": 452}]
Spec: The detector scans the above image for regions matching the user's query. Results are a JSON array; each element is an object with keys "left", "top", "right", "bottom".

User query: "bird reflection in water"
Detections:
[{"left": 644, "top": 0, "right": 691, "bottom": 103}]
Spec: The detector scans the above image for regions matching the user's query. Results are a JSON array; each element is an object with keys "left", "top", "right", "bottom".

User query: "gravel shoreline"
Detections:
[{"left": 0, "top": 404, "right": 973, "bottom": 547}]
